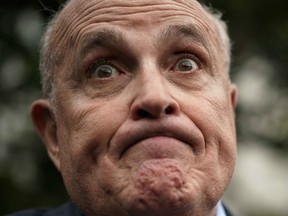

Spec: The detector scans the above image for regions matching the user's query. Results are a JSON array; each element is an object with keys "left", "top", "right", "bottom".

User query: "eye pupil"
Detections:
[
  {"left": 95, "top": 65, "right": 113, "bottom": 78},
  {"left": 178, "top": 59, "right": 194, "bottom": 71}
]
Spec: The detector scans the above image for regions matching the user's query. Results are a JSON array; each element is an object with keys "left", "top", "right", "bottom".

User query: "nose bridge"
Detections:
[
  {"left": 129, "top": 60, "right": 180, "bottom": 119},
  {"left": 136, "top": 57, "right": 170, "bottom": 104},
  {"left": 141, "top": 66, "right": 166, "bottom": 99}
]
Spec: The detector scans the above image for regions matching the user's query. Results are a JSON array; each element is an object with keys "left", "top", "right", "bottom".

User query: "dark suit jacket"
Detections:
[
  {"left": 224, "top": 205, "right": 233, "bottom": 216},
  {"left": 5, "top": 202, "right": 83, "bottom": 216},
  {"left": 5, "top": 201, "right": 234, "bottom": 216}
]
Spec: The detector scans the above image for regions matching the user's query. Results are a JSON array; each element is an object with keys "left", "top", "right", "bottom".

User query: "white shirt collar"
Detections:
[{"left": 216, "top": 201, "right": 227, "bottom": 216}]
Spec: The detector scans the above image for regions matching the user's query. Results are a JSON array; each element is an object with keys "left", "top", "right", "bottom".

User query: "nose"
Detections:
[{"left": 130, "top": 74, "right": 180, "bottom": 120}]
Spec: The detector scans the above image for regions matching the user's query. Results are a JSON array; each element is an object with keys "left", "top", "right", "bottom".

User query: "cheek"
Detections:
[
  {"left": 56, "top": 99, "right": 128, "bottom": 171},
  {"left": 180, "top": 88, "right": 237, "bottom": 161},
  {"left": 179, "top": 89, "right": 237, "bottom": 197}
]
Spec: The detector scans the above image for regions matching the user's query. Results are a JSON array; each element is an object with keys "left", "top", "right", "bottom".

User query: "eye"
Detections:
[
  {"left": 173, "top": 58, "right": 199, "bottom": 72},
  {"left": 88, "top": 58, "right": 122, "bottom": 79},
  {"left": 90, "top": 64, "right": 118, "bottom": 79}
]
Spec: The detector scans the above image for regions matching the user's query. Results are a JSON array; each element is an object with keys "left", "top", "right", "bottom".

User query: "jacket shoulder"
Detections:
[
  {"left": 5, "top": 209, "right": 48, "bottom": 216},
  {"left": 4, "top": 202, "right": 82, "bottom": 216}
]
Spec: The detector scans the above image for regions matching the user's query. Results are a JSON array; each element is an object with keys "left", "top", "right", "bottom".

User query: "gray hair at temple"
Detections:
[{"left": 39, "top": 2, "right": 231, "bottom": 101}]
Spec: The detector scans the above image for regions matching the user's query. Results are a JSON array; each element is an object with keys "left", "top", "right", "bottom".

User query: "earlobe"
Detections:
[{"left": 31, "top": 99, "right": 61, "bottom": 171}]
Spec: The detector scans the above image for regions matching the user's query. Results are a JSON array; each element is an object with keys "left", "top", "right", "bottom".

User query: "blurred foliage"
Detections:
[{"left": 0, "top": 0, "right": 287, "bottom": 215}]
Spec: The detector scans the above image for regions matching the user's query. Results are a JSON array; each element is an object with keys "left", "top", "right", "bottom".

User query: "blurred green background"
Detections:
[{"left": 0, "top": 0, "right": 287, "bottom": 215}]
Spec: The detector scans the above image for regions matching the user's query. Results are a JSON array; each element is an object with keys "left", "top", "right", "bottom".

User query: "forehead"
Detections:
[
  {"left": 64, "top": 0, "right": 210, "bottom": 22},
  {"left": 53, "top": 0, "right": 218, "bottom": 45}
]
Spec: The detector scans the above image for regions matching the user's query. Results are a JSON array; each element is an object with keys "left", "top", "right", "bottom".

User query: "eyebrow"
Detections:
[
  {"left": 79, "top": 23, "right": 208, "bottom": 57},
  {"left": 79, "top": 24, "right": 207, "bottom": 55},
  {"left": 79, "top": 28, "right": 128, "bottom": 58},
  {"left": 158, "top": 24, "right": 209, "bottom": 48}
]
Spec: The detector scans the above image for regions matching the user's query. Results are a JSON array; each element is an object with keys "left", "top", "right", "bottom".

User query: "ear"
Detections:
[
  {"left": 31, "top": 99, "right": 61, "bottom": 171},
  {"left": 230, "top": 83, "right": 237, "bottom": 111}
]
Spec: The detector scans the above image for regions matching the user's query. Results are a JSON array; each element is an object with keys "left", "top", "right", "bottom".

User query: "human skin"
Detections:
[{"left": 31, "top": 0, "right": 237, "bottom": 216}]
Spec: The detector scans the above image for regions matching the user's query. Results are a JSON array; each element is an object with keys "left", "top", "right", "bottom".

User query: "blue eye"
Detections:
[
  {"left": 91, "top": 64, "right": 118, "bottom": 79},
  {"left": 174, "top": 58, "right": 199, "bottom": 72}
]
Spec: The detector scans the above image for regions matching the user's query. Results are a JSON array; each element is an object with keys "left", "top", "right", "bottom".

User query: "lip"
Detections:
[
  {"left": 109, "top": 116, "right": 204, "bottom": 160},
  {"left": 127, "top": 136, "right": 191, "bottom": 159}
]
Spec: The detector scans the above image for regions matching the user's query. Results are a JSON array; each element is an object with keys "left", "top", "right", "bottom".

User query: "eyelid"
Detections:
[
  {"left": 176, "top": 52, "right": 201, "bottom": 63},
  {"left": 89, "top": 58, "right": 115, "bottom": 69}
]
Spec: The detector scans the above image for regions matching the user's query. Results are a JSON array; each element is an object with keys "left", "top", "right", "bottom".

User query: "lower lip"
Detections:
[{"left": 128, "top": 136, "right": 189, "bottom": 159}]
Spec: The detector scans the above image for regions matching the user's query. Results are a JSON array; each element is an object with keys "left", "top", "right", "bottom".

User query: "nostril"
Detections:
[
  {"left": 165, "top": 106, "right": 173, "bottom": 114},
  {"left": 133, "top": 104, "right": 177, "bottom": 120},
  {"left": 137, "top": 106, "right": 173, "bottom": 118},
  {"left": 138, "top": 109, "right": 149, "bottom": 118}
]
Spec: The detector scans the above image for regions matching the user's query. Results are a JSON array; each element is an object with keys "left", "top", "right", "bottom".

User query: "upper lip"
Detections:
[{"left": 109, "top": 117, "right": 204, "bottom": 159}]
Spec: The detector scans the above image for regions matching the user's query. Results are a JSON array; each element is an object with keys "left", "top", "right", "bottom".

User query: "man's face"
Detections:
[{"left": 33, "top": 0, "right": 237, "bottom": 215}]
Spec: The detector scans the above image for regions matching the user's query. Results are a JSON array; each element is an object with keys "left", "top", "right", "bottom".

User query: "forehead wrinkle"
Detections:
[{"left": 56, "top": 0, "right": 214, "bottom": 53}]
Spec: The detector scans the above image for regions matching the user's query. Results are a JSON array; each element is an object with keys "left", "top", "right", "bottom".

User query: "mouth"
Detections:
[{"left": 109, "top": 117, "right": 204, "bottom": 160}]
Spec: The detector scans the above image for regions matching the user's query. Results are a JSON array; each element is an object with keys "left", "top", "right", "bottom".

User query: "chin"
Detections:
[
  {"left": 116, "top": 159, "right": 209, "bottom": 216},
  {"left": 67, "top": 157, "right": 221, "bottom": 216}
]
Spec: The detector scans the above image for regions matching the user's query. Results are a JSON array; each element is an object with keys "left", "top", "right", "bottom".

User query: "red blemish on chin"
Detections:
[{"left": 133, "top": 159, "right": 186, "bottom": 208}]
